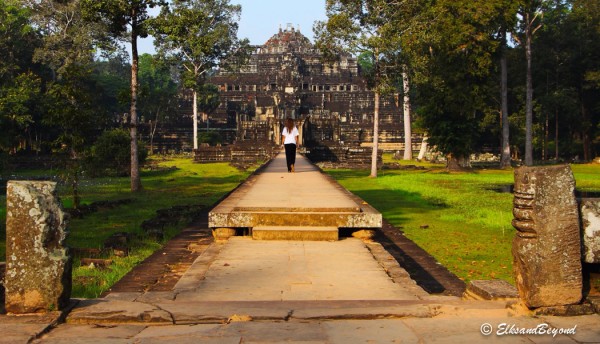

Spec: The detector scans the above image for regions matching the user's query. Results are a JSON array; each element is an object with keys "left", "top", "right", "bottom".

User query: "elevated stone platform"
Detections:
[{"left": 209, "top": 152, "right": 382, "bottom": 239}]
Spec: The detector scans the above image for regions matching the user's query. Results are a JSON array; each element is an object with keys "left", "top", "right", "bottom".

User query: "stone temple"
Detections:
[{"left": 177, "top": 25, "right": 417, "bottom": 165}]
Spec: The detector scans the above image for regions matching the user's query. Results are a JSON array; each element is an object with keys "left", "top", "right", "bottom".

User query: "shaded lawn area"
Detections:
[
  {"left": 327, "top": 163, "right": 600, "bottom": 285},
  {"left": 1, "top": 158, "right": 255, "bottom": 297}
]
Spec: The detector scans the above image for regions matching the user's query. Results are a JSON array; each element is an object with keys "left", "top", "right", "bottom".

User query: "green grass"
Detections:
[
  {"left": 1, "top": 157, "right": 255, "bottom": 297},
  {"left": 327, "top": 163, "right": 600, "bottom": 285}
]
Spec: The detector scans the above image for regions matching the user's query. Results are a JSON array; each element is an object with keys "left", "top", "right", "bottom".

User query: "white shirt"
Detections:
[{"left": 282, "top": 126, "right": 299, "bottom": 145}]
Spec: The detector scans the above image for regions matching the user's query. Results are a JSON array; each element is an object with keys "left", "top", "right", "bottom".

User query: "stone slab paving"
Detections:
[
  {"left": 0, "top": 313, "right": 62, "bottom": 344},
  {"left": 31, "top": 314, "right": 600, "bottom": 343},
  {"left": 208, "top": 152, "right": 382, "bottom": 228},
  {"left": 174, "top": 237, "right": 427, "bottom": 302},
  {"left": 234, "top": 152, "right": 359, "bottom": 210}
]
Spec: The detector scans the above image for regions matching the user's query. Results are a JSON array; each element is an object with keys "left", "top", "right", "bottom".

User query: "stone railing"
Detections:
[
  {"left": 304, "top": 141, "right": 382, "bottom": 168},
  {"left": 511, "top": 165, "right": 599, "bottom": 311},
  {"left": 193, "top": 141, "right": 278, "bottom": 167}
]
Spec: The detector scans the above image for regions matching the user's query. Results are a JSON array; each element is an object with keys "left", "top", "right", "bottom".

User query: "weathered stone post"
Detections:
[
  {"left": 511, "top": 165, "right": 582, "bottom": 308},
  {"left": 5, "top": 181, "right": 71, "bottom": 313},
  {"left": 581, "top": 199, "right": 600, "bottom": 263}
]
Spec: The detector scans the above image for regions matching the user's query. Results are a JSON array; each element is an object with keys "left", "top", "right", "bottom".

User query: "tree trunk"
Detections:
[
  {"left": 543, "top": 112, "right": 548, "bottom": 161},
  {"left": 555, "top": 107, "right": 559, "bottom": 160},
  {"left": 402, "top": 65, "right": 413, "bottom": 160},
  {"left": 193, "top": 89, "right": 198, "bottom": 150},
  {"left": 370, "top": 90, "right": 380, "bottom": 178},
  {"left": 525, "top": 15, "right": 534, "bottom": 166},
  {"left": 447, "top": 153, "right": 470, "bottom": 171},
  {"left": 417, "top": 134, "right": 428, "bottom": 161},
  {"left": 72, "top": 168, "right": 80, "bottom": 209},
  {"left": 130, "top": 28, "right": 142, "bottom": 192},
  {"left": 149, "top": 109, "right": 159, "bottom": 156},
  {"left": 446, "top": 154, "right": 461, "bottom": 171},
  {"left": 149, "top": 120, "right": 154, "bottom": 156},
  {"left": 582, "top": 102, "right": 591, "bottom": 161},
  {"left": 500, "top": 30, "right": 511, "bottom": 168}
]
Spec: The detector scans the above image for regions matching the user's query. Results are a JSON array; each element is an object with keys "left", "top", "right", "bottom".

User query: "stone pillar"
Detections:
[
  {"left": 581, "top": 199, "right": 600, "bottom": 263},
  {"left": 5, "top": 181, "right": 71, "bottom": 313},
  {"left": 511, "top": 165, "right": 582, "bottom": 308}
]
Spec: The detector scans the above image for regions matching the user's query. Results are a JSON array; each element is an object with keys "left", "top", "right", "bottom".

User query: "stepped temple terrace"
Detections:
[{"left": 148, "top": 25, "right": 422, "bottom": 165}]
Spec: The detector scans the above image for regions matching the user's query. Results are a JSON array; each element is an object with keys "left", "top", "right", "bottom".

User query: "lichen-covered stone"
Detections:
[
  {"left": 580, "top": 198, "right": 600, "bottom": 263},
  {"left": 511, "top": 165, "right": 582, "bottom": 308},
  {"left": 5, "top": 181, "right": 71, "bottom": 313}
]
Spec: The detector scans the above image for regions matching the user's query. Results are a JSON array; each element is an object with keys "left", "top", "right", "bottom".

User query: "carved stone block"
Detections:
[
  {"left": 580, "top": 198, "right": 600, "bottom": 263},
  {"left": 212, "top": 227, "right": 237, "bottom": 241},
  {"left": 5, "top": 181, "right": 71, "bottom": 313},
  {"left": 511, "top": 165, "right": 582, "bottom": 308}
]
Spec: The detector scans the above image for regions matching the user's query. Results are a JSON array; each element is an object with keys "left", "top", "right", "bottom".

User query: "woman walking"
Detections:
[{"left": 281, "top": 117, "right": 299, "bottom": 172}]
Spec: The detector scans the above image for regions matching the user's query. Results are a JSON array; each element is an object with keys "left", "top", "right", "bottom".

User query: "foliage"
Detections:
[
  {"left": 152, "top": 0, "right": 250, "bottom": 150},
  {"left": 0, "top": 72, "right": 41, "bottom": 151},
  {"left": 198, "top": 131, "right": 223, "bottom": 146},
  {"left": 25, "top": 0, "right": 98, "bottom": 79},
  {"left": 0, "top": 1, "right": 40, "bottom": 154},
  {"left": 91, "top": 54, "right": 131, "bottom": 118},
  {"left": 138, "top": 53, "right": 179, "bottom": 122},
  {"left": 81, "top": 0, "right": 165, "bottom": 41},
  {"left": 87, "top": 129, "right": 148, "bottom": 177},
  {"left": 315, "top": 0, "right": 399, "bottom": 177},
  {"left": 0, "top": 0, "right": 38, "bottom": 79},
  {"left": 152, "top": 0, "right": 250, "bottom": 84},
  {"left": 196, "top": 83, "right": 220, "bottom": 116},
  {"left": 43, "top": 67, "right": 108, "bottom": 154},
  {"left": 401, "top": 0, "right": 509, "bottom": 167}
]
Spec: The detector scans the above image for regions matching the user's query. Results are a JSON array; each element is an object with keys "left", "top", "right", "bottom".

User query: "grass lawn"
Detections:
[
  {"left": 326, "top": 161, "right": 600, "bottom": 285},
  {"left": 1, "top": 157, "right": 256, "bottom": 297}
]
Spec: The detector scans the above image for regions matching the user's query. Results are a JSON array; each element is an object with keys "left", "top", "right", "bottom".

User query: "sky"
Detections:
[{"left": 137, "top": 0, "right": 327, "bottom": 55}]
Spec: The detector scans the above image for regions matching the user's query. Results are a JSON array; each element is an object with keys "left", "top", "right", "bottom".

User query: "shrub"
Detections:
[
  {"left": 87, "top": 129, "right": 147, "bottom": 177},
  {"left": 199, "top": 131, "right": 223, "bottom": 146}
]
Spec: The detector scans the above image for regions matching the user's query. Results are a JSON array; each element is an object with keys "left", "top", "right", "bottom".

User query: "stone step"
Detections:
[
  {"left": 233, "top": 206, "right": 361, "bottom": 213},
  {"left": 211, "top": 212, "right": 379, "bottom": 228},
  {"left": 69, "top": 297, "right": 497, "bottom": 325},
  {"left": 252, "top": 226, "right": 338, "bottom": 241}
]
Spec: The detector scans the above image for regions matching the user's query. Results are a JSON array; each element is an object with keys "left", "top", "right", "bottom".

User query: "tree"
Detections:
[
  {"left": 196, "top": 83, "right": 220, "bottom": 126},
  {"left": 379, "top": 2, "right": 426, "bottom": 162},
  {"left": 152, "top": 0, "right": 249, "bottom": 151},
  {"left": 495, "top": 0, "right": 521, "bottom": 168},
  {"left": 528, "top": 0, "right": 600, "bottom": 161},
  {"left": 0, "top": 0, "right": 40, "bottom": 155},
  {"left": 315, "top": 0, "right": 395, "bottom": 177},
  {"left": 514, "top": 0, "right": 545, "bottom": 165},
  {"left": 92, "top": 53, "right": 131, "bottom": 121},
  {"left": 570, "top": 0, "right": 600, "bottom": 160},
  {"left": 82, "top": 0, "right": 166, "bottom": 192},
  {"left": 0, "top": 72, "right": 41, "bottom": 153},
  {"left": 25, "top": 0, "right": 109, "bottom": 208},
  {"left": 138, "top": 53, "right": 178, "bottom": 154},
  {"left": 401, "top": 66, "right": 413, "bottom": 160}
]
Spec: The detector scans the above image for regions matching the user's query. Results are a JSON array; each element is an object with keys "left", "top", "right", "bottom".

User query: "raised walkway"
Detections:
[
  {"left": 209, "top": 152, "right": 381, "bottom": 237},
  {"left": 3, "top": 152, "right": 599, "bottom": 343}
]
